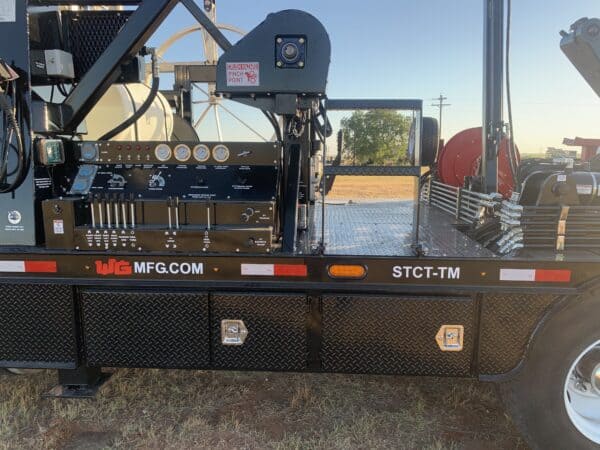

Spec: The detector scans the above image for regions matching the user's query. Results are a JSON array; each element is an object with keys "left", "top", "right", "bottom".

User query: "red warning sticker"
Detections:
[{"left": 226, "top": 62, "right": 260, "bottom": 87}]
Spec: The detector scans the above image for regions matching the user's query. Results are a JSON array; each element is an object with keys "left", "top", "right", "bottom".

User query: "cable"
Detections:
[
  {"left": 505, "top": 0, "right": 519, "bottom": 188},
  {"left": 263, "top": 110, "right": 282, "bottom": 142},
  {"left": 99, "top": 50, "right": 160, "bottom": 141},
  {"left": 314, "top": 100, "right": 333, "bottom": 138},
  {"left": 0, "top": 81, "right": 27, "bottom": 194},
  {"left": 57, "top": 83, "right": 72, "bottom": 98}
]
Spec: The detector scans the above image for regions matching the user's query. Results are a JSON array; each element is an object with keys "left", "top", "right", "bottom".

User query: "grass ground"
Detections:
[{"left": 0, "top": 369, "right": 527, "bottom": 450}]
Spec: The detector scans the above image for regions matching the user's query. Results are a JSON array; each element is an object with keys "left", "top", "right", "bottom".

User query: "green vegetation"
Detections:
[{"left": 340, "top": 110, "right": 411, "bottom": 165}]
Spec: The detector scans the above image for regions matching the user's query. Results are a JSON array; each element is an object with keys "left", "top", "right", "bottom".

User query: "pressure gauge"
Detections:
[
  {"left": 154, "top": 144, "right": 172, "bottom": 162},
  {"left": 193, "top": 144, "right": 210, "bottom": 163},
  {"left": 174, "top": 144, "right": 191, "bottom": 162},
  {"left": 80, "top": 142, "right": 99, "bottom": 162},
  {"left": 212, "top": 144, "right": 230, "bottom": 163}
]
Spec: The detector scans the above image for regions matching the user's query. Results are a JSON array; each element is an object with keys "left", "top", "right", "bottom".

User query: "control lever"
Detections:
[
  {"left": 105, "top": 197, "right": 112, "bottom": 229},
  {"left": 113, "top": 195, "right": 120, "bottom": 229},
  {"left": 120, "top": 194, "right": 127, "bottom": 229},
  {"left": 89, "top": 195, "right": 96, "bottom": 228},
  {"left": 97, "top": 196, "right": 104, "bottom": 228},
  {"left": 129, "top": 194, "right": 136, "bottom": 229},
  {"left": 174, "top": 197, "right": 180, "bottom": 230},
  {"left": 167, "top": 197, "right": 173, "bottom": 230}
]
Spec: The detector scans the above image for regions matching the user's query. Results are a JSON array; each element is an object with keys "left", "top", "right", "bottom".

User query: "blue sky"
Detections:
[{"left": 149, "top": 0, "right": 600, "bottom": 153}]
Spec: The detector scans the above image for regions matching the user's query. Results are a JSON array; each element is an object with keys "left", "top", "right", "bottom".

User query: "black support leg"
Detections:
[{"left": 44, "top": 367, "right": 111, "bottom": 399}]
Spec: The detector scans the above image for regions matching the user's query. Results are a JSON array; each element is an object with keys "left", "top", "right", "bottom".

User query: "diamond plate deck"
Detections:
[{"left": 312, "top": 201, "right": 494, "bottom": 257}]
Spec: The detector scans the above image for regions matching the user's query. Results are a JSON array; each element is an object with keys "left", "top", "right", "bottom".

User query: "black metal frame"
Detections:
[
  {"left": 46, "top": 0, "right": 231, "bottom": 132},
  {"left": 0, "top": 251, "right": 590, "bottom": 291},
  {"left": 282, "top": 144, "right": 302, "bottom": 252},
  {"left": 323, "top": 98, "right": 424, "bottom": 253},
  {"left": 60, "top": 0, "right": 180, "bottom": 131}
]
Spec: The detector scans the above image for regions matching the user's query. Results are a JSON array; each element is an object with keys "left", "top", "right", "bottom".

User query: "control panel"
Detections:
[
  {"left": 43, "top": 141, "right": 282, "bottom": 254},
  {"left": 75, "top": 141, "right": 280, "bottom": 166}
]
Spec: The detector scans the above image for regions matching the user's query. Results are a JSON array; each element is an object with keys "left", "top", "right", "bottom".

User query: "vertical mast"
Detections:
[{"left": 482, "top": 0, "right": 504, "bottom": 193}]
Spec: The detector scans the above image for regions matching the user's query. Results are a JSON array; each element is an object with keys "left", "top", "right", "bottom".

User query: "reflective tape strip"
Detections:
[
  {"left": 241, "top": 264, "right": 274, "bottom": 276},
  {"left": 535, "top": 269, "right": 571, "bottom": 283},
  {"left": 274, "top": 264, "right": 308, "bottom": 277},
  {"left": 241, "top": 264, "right": 307, "bottom": 277},
  {"left": 0, "top": 260, "right": 57, "bottom": 273},
  {"left": 500, "top": 268, "right": 571, "bottom": 283},
  {"left": 500, "top": 269, "right": 536, "bottom": 281},
  {"left": 0, "top": 261, "right": 25, "bottom": 272},
  {"left": 24, "top": 261, "right": 58, "bottom": 273}
]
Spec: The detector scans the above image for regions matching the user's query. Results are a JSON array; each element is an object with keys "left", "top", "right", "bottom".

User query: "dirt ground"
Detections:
[
  {"left": 0, "top": 369, "right": 527, "bottom": 450},
  {"left": 327, "top": 176, "right": 416, "bottom": 200}
]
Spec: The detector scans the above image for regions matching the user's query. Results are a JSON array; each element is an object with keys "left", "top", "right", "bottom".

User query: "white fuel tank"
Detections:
[{"left": 83, "top": 84, "right": 173, "bottom": 141}]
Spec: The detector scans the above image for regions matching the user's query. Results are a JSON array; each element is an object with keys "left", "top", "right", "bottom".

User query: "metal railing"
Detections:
[{"left": 424, "top": 180, "right": 502, "bottom": 225}]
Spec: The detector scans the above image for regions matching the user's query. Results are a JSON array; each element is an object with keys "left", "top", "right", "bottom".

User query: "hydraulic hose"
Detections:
[
  {"left": 99, "top": 50, "right": 160, "bottom": 141},
  {"left": 0, "top": 84, "right": 26, "bottom": 194}
]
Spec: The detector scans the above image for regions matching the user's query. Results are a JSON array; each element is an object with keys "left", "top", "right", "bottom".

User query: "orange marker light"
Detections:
[{"left": 327, "top": 264, "right": 367, "bottom": 279}]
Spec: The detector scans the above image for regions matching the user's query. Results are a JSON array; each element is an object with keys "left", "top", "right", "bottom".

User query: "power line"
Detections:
[{"left": 431, "top": 94, "right": 451, "bottom": 139}]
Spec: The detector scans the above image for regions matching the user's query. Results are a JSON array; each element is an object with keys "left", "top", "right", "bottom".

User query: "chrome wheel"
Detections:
[
  {"left": 4, "top": 368, "right": 39, "bottom": 375},
  {"left": 564, "top": 340, "right": 600, "bottom": 444}
]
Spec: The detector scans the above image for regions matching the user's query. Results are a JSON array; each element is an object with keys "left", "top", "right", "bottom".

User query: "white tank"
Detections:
[{"left": 83, "top": 84, "right": 173, "bottom": 141}]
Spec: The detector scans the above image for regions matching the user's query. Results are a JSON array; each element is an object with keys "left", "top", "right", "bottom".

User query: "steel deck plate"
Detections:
[{"left": 312, "top": 201, "right": 495, "bottom": 257}]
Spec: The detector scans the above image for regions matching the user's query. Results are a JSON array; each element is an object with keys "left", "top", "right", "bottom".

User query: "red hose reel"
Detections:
[{"left": 437, "top": 127, "right": 519, "bottom": 198}]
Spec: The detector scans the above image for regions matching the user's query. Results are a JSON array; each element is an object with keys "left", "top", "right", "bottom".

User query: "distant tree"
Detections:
[{"left": 339, "top": 110, "right": 411, "bottom": 165}]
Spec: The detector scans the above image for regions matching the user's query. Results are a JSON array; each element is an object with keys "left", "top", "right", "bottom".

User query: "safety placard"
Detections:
[
  {"left": 226, "top": 62, "right": 260, "bottom": 87},
  {"left": 0, "top": 0, "right": 15, "bottom": 23}
]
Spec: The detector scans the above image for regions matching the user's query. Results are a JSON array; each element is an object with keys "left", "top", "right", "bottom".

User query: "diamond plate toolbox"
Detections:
[
  {"left": 0, "top": 284, "right": 77, "bottom": 368},
  {"left": 321, "top": 295, "right": 475, "bottom": 376},
  {"left": 81, "top": 290, "right": 210, "bottom": 369},
  {"left": 211, "top": 293, "right": 308, "bottom": 371}
]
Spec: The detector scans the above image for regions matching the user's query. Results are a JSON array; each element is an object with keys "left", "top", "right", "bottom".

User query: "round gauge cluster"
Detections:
[
  {"left": 174, "top": 144, "right": 192, "bottom": 162},
  {"left": 154, "top": 144, "right": 172, "bottom": 162},
  {"left": 212, "top": 145, "right": 230, "bottom": 163},
  {"left": 153, "top": 144, "right": 231, "bottom": 163},
  {"left": 193, "top": 144, "right": 210, "bottom": 162}
]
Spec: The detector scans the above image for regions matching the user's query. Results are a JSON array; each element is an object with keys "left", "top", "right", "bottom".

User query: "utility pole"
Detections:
[{"left": 431, "top": 94, "right": 451, "bottom": 138}]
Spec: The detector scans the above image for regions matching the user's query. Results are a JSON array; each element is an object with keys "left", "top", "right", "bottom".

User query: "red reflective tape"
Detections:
[
  {"left": 273, "top": 264, "right": 307, "bottom": 277},
  {"left": 24, "top": 261, "right": 58, "bottom": 273},
  {"left": 535, "top": 269, "right": 571, "bottom": 283}
]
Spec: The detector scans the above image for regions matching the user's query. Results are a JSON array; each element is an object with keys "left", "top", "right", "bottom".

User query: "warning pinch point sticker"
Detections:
[{"left": 226, "top": 62, "right": 260, "bottom": 87}]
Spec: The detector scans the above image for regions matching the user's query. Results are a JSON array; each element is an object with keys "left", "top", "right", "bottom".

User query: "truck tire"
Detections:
[
  {"left": 500, "top": 292, "right": 600, "bottom": 449},
  {"left": 408, "top": 117, "right": 439, "bottom": 167}
]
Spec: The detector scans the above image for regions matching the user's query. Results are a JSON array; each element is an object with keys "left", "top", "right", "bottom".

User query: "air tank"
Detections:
[{"left": 83, "top": 84, "right": 173, "bottom": 141}]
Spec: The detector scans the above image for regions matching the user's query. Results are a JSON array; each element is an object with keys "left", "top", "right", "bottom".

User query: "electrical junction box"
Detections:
[{"left": 30, "top": 49, "right": 75, "bottom": 81}]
